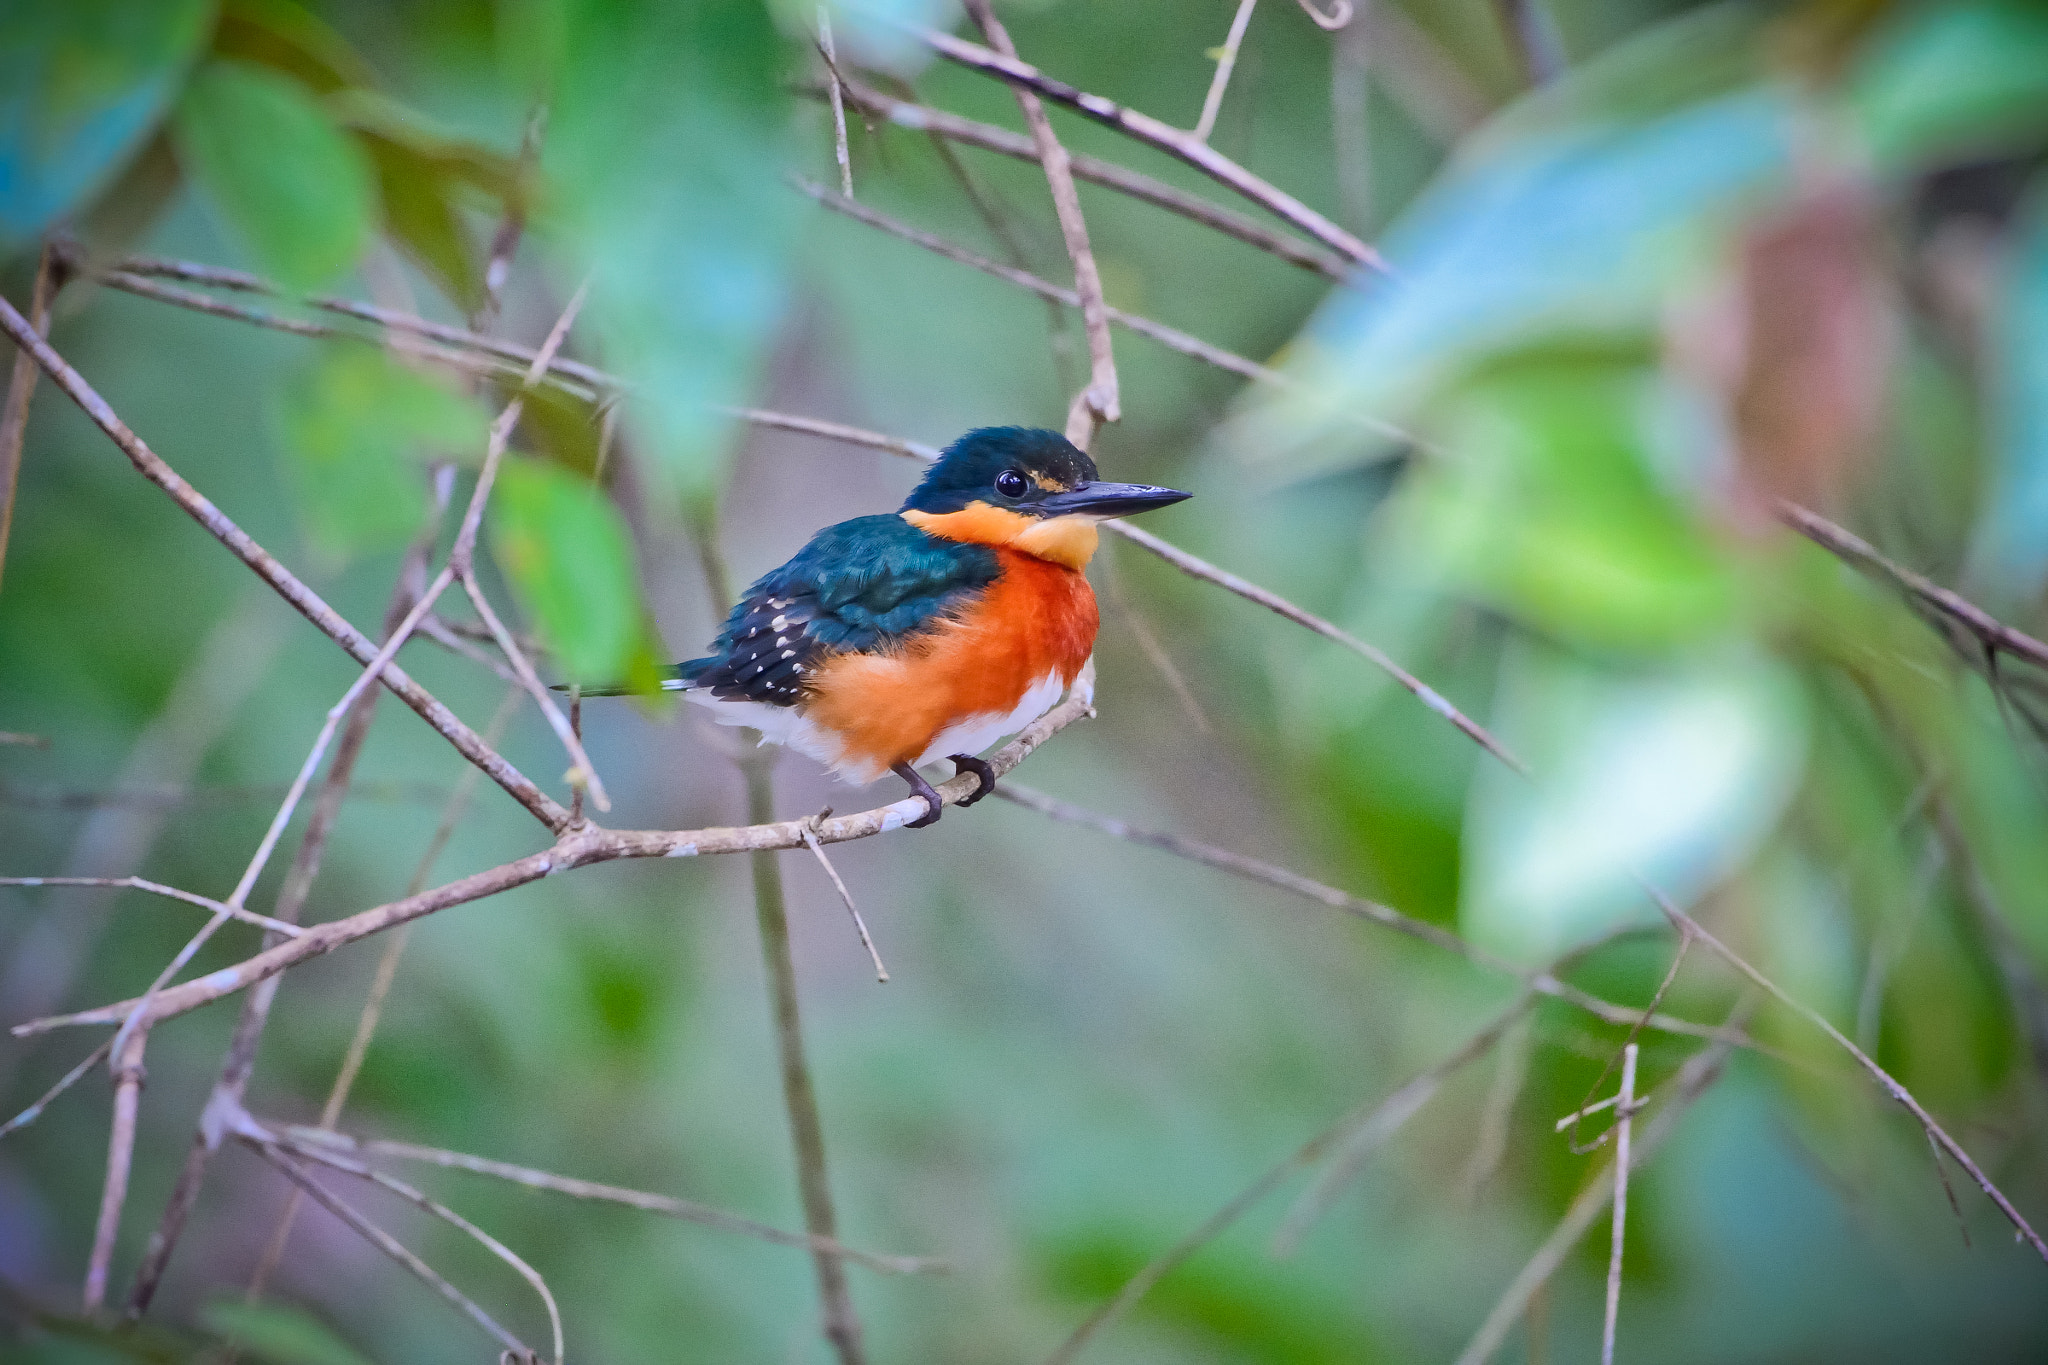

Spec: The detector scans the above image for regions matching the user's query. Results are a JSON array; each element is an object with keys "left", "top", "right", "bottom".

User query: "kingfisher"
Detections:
[{"left": 597, "top": 427, "right": 1189, "bottom": 826}]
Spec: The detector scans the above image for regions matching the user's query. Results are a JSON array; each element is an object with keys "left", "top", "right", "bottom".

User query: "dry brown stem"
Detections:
[{"left": 0, "top": 243, "right": 61, "bottom": 591}]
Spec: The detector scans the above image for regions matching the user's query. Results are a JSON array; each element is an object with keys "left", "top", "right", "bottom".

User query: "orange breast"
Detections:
[{"left": 803, "top": 548, "right": 1098, "bottom": 771}]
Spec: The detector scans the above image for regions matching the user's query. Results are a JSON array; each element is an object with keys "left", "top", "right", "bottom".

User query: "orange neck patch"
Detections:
[{"left": 902, "top": 502, "right": 1099, "bottom": 570}]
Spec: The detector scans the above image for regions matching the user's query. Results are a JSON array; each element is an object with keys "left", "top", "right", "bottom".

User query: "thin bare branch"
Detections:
[
  {"left": 0, "top": 294, "right": 571, "bottom": 830},
  {"left": 1297, "top": 0, "right": 1355, "bottom": 29},
  {"left": 245, "top": 1140, "right": 535, "bottom": 1360},
  {"left": 1643, "top": 887, "right": 2047, "bottom": 1262},
  {"left": 83, "top": 1028, "right": 147, "bottom": 1313},
  {"left": 1195, "top": 0, "right": 1259, "bottom": 144},
  {"left": 746, "top": 757, "right": 866, "bottom": 1365},
  {"left": 16, "top": 693, "right": 1094, "bottom": 1036},
  {"left": 1, "top": 242, "right": 61, "bottom": 591},
  {"left": 1565, "top": 928, "right": 1689, "bottom": 1155},
  {"left": 283, "top": 1127, "right": 942, "bottom": 1274},
  {"left": 1601, "top": 1043, "right": 1638, "bottom": 1365},
  {"left": 1045, "top": 1002, "right": 1527, "bottom": 1365},
  {"left": 802, "top": 818, "right": 889, "bottom": 982},
  {"left": 0, "top": 877, "right": 303, "bottom": 939},
  {"left": 918, "top": 24, "right": 1387, "bottom": 271},
  {"left": 796, "top": 177, "right": 1285, "bottom": 390},
  {"left": 818, "top": 8, "right": 855, "bottom": 197},
  {"left": 816, "top": 80, "right": 1347, "bottom": 278},
  {"left": 1455, "top": 1008, "right": 1747, "bottom": 1365},
  {"left": 962, "top": 0, "right": 1118, "bottom": 447},
  {"left": 0, "top": 1037, "right": 113, "bottom": 1140}
]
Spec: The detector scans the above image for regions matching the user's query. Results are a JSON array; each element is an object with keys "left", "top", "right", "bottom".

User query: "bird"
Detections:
[{"left": 582, "top": 427, "right": 1190, "bottom": 827}]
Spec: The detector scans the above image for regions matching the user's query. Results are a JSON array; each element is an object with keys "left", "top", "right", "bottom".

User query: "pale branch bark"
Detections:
[
  {"left": 1454, "top": 1013, "right": 1744, "bottom": 1365},
  {"left": 1044, "top": 1000, "right": 1529, "bottom": 1365},
  {"left": 244, "top": 1141, "right": 536, "bottom": 1360},
  {"left": 813, "top": 81, "right": 1347, "bottom": 277},
  {"left": 962, "top": 0, "right": 1118, "bottom": 447},
  {"left": 1195, "top": 0, "right": 1260, "bottom": 144},
  {"left": 801, "top": 821, "right": 889, "bottom": 982},
  {"left": 817, "top": 9, "right": 855, "bottom": 198},
  {"left": 746, "top": 757, "right": 865, "bottom": 1365},
  {"left": 1644, "top": 889, "right": 2048, "bottom": 1263},
  {"left": 282, "top": 1127, "right": 942, "bottom": 1273},
  {"left": 918, "top": 25, "right": 1387, "bottom": 272},
  {"left": 1296, "top": 0, "right": 1355, "bottom": 29},
  {"left": 793, "top": 179, "right": 1284, "bottom": 392},
  {"left": 992, "top": 782, "right": 1756, "bottom": 1045},
  {"left": 1779, "top": 500, "right": 2048, "bottom": 674},
  {"left": 84, "top": 1027, "right": 147, "bottom": 1312},
  {"left": 0, "top": 1036, "right": 113, "bottom": 1139},
  {"left": 0, "top": 242, "right": 61, "bottom": 592},
  {"left": 13, "top": 693, "right": 1095, "bottom": 1038},
  {"left": 0, "top": 878, "right": 303, "bottom": 939},
  {"left": 1600, "top": 1044, "right": 1638, "bottom": 1365},
  {"left": 0, "top": 295, "right": 572, "bottom": 830}
]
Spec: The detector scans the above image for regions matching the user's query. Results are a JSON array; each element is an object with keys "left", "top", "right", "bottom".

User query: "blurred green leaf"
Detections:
[
  {"left": 201, "top": 1300, "right": 375, "bottom": 1365},
  {"left": 1972, "top": 186, "right": 2048, "bottom": 595},
  {"left": 1463, "top": 644, "right": 1807, "bottom": 963},
  {"left": 173, "top": 58, "right": 376, "bottom": 290},
  {"left": 0, "top": 0, "right": 212, "bottom": 247},
  {"left": 489, "top": 455, "right": 654, "bottom": 684},
  {"left": 1408, "top": 352, "right": 1739, "bottom": 650},
  {"left": 211, "top": 0, "right": 377, "bottom": 94},
  {"left": 1240, "top": 89, "right": 1789, "bottom": 480},
  {"left": 274, "top": 343, "right": 485, "bottom": 558},
  {"left": 1850, "top": 0, "right": 2048, "bottom": 171},
  {"left": 535, "top": 0, "right": 798, "bottom": 504}
]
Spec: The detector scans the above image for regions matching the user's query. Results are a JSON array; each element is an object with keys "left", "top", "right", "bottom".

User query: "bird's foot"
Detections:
[
  {"left": 950, "top": 754, "right": 996, "bottom": 806},
  {"left": 892, "top": 762, "right": 944, "bottom": 828}
]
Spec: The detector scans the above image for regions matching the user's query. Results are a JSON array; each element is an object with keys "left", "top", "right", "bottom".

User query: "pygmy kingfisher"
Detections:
[{"left": 627, "top": 427, "right": 1189, "bottom": 826}]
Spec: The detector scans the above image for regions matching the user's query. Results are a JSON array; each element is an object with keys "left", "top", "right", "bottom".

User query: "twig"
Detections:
[
  {"left": 1455, "top": 1006, "right": 1748, "bottom": 1365},
  {"left": 83, "top": 1027, "right": 147, "bottom": 1312},
  {"left": 795, "top": 178, "right": 1285, "bottom": 391},
  {"left": 0, "top": 293, "right": 571, "bottom": 830},
  {"left": 1643, "top": 888, "right": 2048, "bottom": 1263},
  {"left": 1297, "top": 0, "right": 1354, "bottom": 29},
  {"left": 1098, "top": 541, "right": 1212, "bottom": 733},
  {"left": 0, "top": 242, "right": 61, "bottom": 592},
  {"left": 817, "top": 81, "right": 1347, "bottom": 277},
  {"left": 802, "top": 816, "right": 889, "bottom": 982},
  {"left": 962, "top": 0, "right": 1118, "bottom": 447},
  {"left": 744, "top": 757, "right": 866, "bottom": 1365},
  {"left": 1601, "top": 1044, "right": 1638, "bottom": 1365},
  {"left": 1564, "top": 928, "right": 1689, "bottom": 1155},
  {"left": 282, "top": 1127, "right": 942, "bottom": 1274},
  {"left": 0, "top": 1036, "right": 113, "bottom": 1140},
  {"left": 1195, "top": 0, "right": 1260, "bottom": 144},
  {"left": 1268, "top": 995, "right": 1533, "bottom": 1257},
  {"left": 0, "top": 877, "right": 303, "bottom": 939},
  {"left": 14, "top": 694, "right": 1096, "bottom": 1038},
  {"left": 918, "top": 25, "right": 1387, "bottom": 271},
  {"left": 1045, "top": 1002, "right": 1528, "bottom": 1365},
  {"left": 245, "top": 1140, "right": 536, "bottom": 1360},
  {"left": 818, "top": 8, "right": 854, "bottom": 198}
]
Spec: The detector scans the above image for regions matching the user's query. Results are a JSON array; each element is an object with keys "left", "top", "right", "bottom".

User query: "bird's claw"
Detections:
[
  {"left": 893, "top": 761, "right": 946, "bottom": 828},
  {"left": 950, "top": 754, "right": 996, "bottom": 806}
]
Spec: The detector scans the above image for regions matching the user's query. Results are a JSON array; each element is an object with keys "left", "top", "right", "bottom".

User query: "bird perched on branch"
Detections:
[{"left": 583, "top": 427, "right": 1189, "bottom": 826}]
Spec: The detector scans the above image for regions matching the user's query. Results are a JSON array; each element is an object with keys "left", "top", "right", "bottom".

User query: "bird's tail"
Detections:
[{"left": 550, "top": 659, "right": 710, "bottom": 697}]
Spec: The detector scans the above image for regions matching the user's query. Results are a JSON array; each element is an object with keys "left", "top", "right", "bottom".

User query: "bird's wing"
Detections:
[{"left": 683, "top": 514, "right": 1000, "bottom": 707}]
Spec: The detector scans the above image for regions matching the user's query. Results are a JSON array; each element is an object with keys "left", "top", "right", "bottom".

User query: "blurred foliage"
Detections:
[{"left": 7, "top": 0, "right": 2048, "bottom": 1362}]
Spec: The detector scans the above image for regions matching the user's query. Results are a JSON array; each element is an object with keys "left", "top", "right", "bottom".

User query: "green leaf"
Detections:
[
  {"left": 534, "top": 0, "right": 799, "bottom": 504},
  {"left": 211, "top": 0, "right": 377, "bottom": 94},
  {"left": 173, "top": 58, "right": 376, "bottom": 291},
  {"left": 1850, "top": 0, "right": 2048, "bottom": 171},
  {"left": 0, "top": 0, "right": 212, "bottom": 247},
  {"left": 1461, "top": 643, "right": 1807, "bottom": 964},
  {"left": 274, "top": 343, "right": 485, "bottom": 559},
  {"left": 489, "top": 455, "right": 653, "bottom": 684},
  {"left": 201, "top": 1300, "right": 375, "bottom": 1365}
]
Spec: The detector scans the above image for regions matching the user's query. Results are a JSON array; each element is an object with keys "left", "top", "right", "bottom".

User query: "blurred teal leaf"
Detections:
[
  {"left": 489, "top": 455, "right": 653, "bottom": 684},
  {"left": 1462, "top": 645, "right": 1806, "bottom": 963},
  {"left": 173, "top": 58, "right": 376, "bottom": 291},
  {"left": 274, "top": 343, "right": 485, "bottom": 558},
  {"left": 1239, "top": 89, "right": 1789, "bottom": 480},
  {"left": 0, "top": 0, "right": 212, "bottom": 246},
  {"left": 202, "top": 1300, "right": 374, "bottom": 1365},
  {"left": 1972, "top": 187, "right": 2048, "bottom": 596},
  {"left": 535, "top": 0, "right": 798, "bottom": 504},
  {"left": 1850, "top": 0, "right": 2048, "bottom": 171}
]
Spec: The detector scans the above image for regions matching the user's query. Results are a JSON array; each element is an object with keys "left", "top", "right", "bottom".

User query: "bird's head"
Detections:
[{"left": 900, "top": 427, "right": 1190, "bottom": 569}]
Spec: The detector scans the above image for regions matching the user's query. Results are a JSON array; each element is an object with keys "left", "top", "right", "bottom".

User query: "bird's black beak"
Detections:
[{"left": 1034, "top": 481, "right": 1192, "bottom": 519}]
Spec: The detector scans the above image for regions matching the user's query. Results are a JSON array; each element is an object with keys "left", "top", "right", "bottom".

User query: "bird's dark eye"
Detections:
[{"left": 994, "top": 468, "right": 1028, "bottom": 499}]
